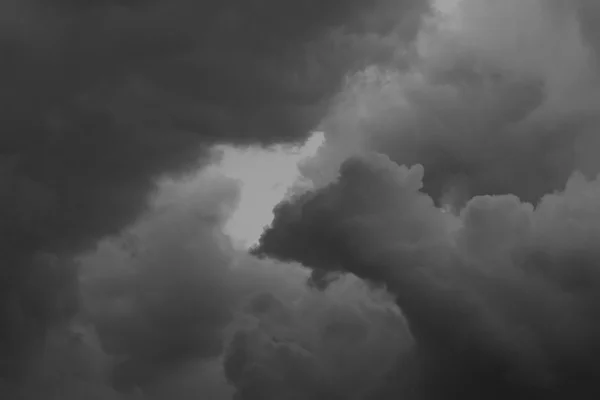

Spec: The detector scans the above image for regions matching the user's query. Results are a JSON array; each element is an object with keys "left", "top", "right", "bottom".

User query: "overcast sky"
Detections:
[{"left": 5, "top": 0, "right": 600, "bottom": 399}]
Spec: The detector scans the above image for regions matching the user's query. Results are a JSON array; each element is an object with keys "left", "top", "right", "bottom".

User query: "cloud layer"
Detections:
[
  {"left": 0, "top": 0, "right": 427, "bottom": 386},
  {"left": 9, "top": 0, "right": 600, "bottom": 398}
]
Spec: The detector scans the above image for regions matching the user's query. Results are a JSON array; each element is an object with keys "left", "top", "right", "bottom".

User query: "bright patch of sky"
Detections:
[{"left": 217, "top": 132, "right": 324, "bottom": 248}]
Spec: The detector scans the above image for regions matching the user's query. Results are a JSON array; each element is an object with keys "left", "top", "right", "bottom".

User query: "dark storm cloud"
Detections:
[
  {"left": 223, "top": 272, "right": 410, "bottom": 400},
  {"left": 26, "top": 169, "right": 407, "bottom": 400},
  {"left": 0, "top": 0, "right": 428, "bottom": 385},
  {"left": 0, "top": 171, "right": 239, "bottom": 399},
  {"left": 256, "top": 152, "right": 600, "bottom": 398},
  {"left": 77, "top": 171, "right": 240, "bottom": 396},
  {"left": 298, "top": 0, "right": 600, "bottom": 208},
  {"left": 248, "top": 1, "right": 600, "bottom": 398}
]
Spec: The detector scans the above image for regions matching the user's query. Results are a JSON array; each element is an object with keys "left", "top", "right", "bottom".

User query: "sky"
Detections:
[
  {"left": 6, "top": 0, "right": 600, "bottom": 399},
  {"left": 219, "top": 0, "right": 457, "bottom": 248},
  {"left": 218, "top": 132, "right": 325, "bottom": 248}
]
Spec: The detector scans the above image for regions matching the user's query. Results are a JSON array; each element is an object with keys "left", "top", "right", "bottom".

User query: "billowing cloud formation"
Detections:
[
  {"left": 300, "top": 0, "right": 600, "bottom": 207},
  {"left": 14, "top": 0, "right": 600, "bottom": 398},
  {"left": 0, "top": 171, "right": 240, "bottom": 398},
  {"left": 255, "top": 4, "right": 600, "bottom": 397},
  {"left": 17, "top": 169, "right": 405, "bottom": 399},
  {"left": 257, "top": 152, "right": 600, "bottom": 398},
  {"left": 0, "top": 0, "right": 428, "bottom": 385},
  {"left": 79, "top": 171, "right": 239, "bottom": 395},
  {"left": 224, "top": 274, "right": 410, "bottom": 400}
]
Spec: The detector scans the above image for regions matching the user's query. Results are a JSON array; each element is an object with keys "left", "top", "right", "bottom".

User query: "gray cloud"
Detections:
[
  {"left": 253, "top": 7, "right": 600, "bottom": 395},
  {"left": 256, "top": 151, "right": 600, "bottom": 398},
  {"left": 298, "top": 0, "right": 600, "bottom": 207},
  {"left": 18, "top": 169, "right": 407, "bottom": 399},
  {"left": 255, "top": 10, "right": 600, "bottom": 395},
  {"left": 223, "top": 273, "right": 410, "bottom": 400},
  {"left": 0, "top": 0, "right": 428, "bottom": 386},
  {"left": 79, "top": 172, "right": 240, "bottom": 394}
]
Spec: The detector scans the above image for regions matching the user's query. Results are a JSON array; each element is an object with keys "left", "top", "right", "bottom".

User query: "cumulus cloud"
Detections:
[
  {"left": 9, "top": 167, "right": 405, "bottom": 399},
  {"left": 13, "top": 0, "right": 600, "bottom": 398},
  {"left": 224, "top": 273, "right": 410, "bottom": 400},
  {"left": 297, "top": 0, "right": 600, "bottom": 207},
  {"left": 257, "top": 151, "right": 600, "bottom": 398},
  {"left": 255, "top": 3, "right": 600, "bottom": 398},
  {"left": 78, "top": 171, "right": 239, "bottom": 394},
  {"left": 0, "top": 0, "right": 428, "bottom": 387}
]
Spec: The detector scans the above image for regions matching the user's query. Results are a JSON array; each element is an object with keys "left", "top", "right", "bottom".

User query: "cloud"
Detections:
[
  {"left": 253, "top": 10, "right": 600, "bottom": 395},
  {"left": 223, "top": 272, "right": 411, "bottom": 400},
  {"left": 11, "top": 168, "right": 404, "bottom": 399},
  {"left": 0, "top": 0, "right": 429, "bottom": 386},
  {"left": 17, "top": 0, "right": 600, "bottom": 397},
  {"left": 297, "top": 0, "right": 600, "bottom": 209},
  {"left": 78, "top": 171, "right": 239, "bottom": 393},
  {"left": 256, "top": 151, "right": 600, "bottom": 398}
]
